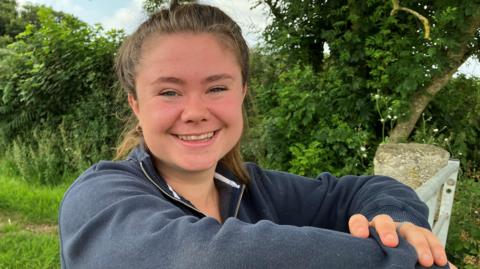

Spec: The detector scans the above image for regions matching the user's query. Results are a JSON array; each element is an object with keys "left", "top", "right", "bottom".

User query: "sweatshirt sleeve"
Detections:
[
  {"left": 59, "top": 162, "right": 446, "bottom": 269},
  {"left": 245, "top": 164, "right": 431, "bottom": 232}
]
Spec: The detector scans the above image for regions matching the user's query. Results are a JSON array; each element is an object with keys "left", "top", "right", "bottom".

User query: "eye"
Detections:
[
  {"left": 159, "top": 89, "right": 179, "bottom": 97},
  {"left": 208, "top": 86, "right": 227, "bottom": 94}
]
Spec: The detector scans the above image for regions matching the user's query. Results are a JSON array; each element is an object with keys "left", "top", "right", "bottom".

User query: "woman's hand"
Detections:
[{"left": 348, "top": 214, "right": 455, "bottom": 268}]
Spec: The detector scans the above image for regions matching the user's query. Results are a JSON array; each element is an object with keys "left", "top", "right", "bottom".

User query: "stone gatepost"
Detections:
[
  {"left": 374, "top": 143, "right": 450, "bottom": 189},
  {"left": 374, "top": 143, "right": 456, "bottom": 245}
]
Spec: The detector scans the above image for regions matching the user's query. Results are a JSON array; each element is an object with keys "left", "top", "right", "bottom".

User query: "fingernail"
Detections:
[
  {"left": 422, "top": 253, "right": 432, "bottom": 263},
  {"left": 356, "top": 228, "right": 367, "bottom": 237},
  {"left": 434, "top": 252, "right": 447, "bottom": 264},
  {"left": 385, "top": 234, "right": 396, "bottom": 242}
]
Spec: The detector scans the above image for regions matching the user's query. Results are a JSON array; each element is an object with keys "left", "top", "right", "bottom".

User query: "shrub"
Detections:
[
  {"left": 0, "top": 7, "right": 127, "bottom": 185},
  {"left": 446, "top": 177, "right": 480, "bottom": 268},
  {"left": 248, "top": 63, "right": 375, "bottom": 176}
]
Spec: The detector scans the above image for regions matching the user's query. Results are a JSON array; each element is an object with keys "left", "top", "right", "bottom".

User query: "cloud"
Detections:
[{"left": 100, "top": 0, "right": 146, "bottom": 33}]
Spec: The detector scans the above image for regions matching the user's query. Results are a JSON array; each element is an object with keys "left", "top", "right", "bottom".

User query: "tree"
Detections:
[
  {"left": 243, "top": 0, "right": 480, "bottom": 176},
  {"left": 0, "top": 0, "right": 23, "bottom": 38},
  {"left": 0, "top": 0, "right": 67, "bottom": 47},
  {"left": 257, "top": 0, "right": 480, "bottom": 142}
]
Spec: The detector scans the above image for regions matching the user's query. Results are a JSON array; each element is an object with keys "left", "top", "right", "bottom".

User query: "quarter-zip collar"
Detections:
[{"left": 128, "top": 143, "right": 246, "bottom": 220}]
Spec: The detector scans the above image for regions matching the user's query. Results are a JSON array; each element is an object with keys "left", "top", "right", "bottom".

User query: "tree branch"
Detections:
[
  {"left": 391, "top": 0, "right": 431, "bottom": 40},
  {"left": 264, "top": 0, "right": 282, "bottom": 19}
]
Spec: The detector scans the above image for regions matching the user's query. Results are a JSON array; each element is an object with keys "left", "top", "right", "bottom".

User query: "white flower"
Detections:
[
  {"left": 362, "top": 153, "right": 367, "bottom": 158},
  {"left": 360, "top": 146, "right": 366, "bottom": 152},
  {"left": 374, "top": 94, "right": 380, "bottom": 100},
  {"left": 444, "top": 138, "right": 449, "bottom": 142},
  {"left": 380, "top": 118, "right": 385, "bottom": 123},
  {"left": 387, "top": 115, "right": 392, "bottom": 119},
  {"left": 393, "top": 116, "right": 398, "bottom": 120},
  {"left": 433, "top": 128, "right": 438, "bottom": 132}
]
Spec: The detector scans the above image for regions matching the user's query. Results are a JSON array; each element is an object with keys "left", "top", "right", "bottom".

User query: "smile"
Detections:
[{"left": 175, "top": 131, "right": 215, "bottom": 142}]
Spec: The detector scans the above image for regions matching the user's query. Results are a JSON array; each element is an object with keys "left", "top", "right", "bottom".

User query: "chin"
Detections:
[{"left": 177, "top": 159, "right": 218, "bottom": 173}]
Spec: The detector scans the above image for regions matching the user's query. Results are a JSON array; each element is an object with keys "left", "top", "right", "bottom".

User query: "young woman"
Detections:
[{"left": 59, "top": 3, "right": 454, "bottom": 269}]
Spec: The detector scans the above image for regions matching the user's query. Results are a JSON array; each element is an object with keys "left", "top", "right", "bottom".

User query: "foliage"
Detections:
[
  {"left": 0, "top": 0, "right": 23, "bottom": 38},
  {"left": 0, "top": 7, "right": 127, "bottom": 185},
  {"left": 248, "top": 62, "right": 374, "bottom": 176},
  {"left": 249, "top": 0, "right": 480, "bottom": 175},
  {"left": 6, "top": 127, "right": 68, "bottom": 186},
  {"left": 446, "top": 177, "right": 480, "bottom": 268}
]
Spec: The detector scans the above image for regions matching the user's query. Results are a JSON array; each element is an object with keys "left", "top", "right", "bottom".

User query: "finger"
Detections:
[
  {"left": 348, "top": 214, "right": 369, "bottom": 238},
  {"left": 398, "top": 223, "right": 434, "bottom": 267},
  {"left": 423, "top": 230, "right": 448, "bottom": 266},
  {"left": 370, "top": 214, "right": 398, "bottom": 247}
]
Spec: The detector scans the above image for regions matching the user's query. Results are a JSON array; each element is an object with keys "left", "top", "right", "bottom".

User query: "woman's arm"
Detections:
[
  {"left": 246, "top": 164, "right": 430, "bottom": 230},
  {"left": 246, "top": 163, "right": 449, "bottom": 267},
  {"left": 59, "top": 162, "right": 449, "bottom": 269}
]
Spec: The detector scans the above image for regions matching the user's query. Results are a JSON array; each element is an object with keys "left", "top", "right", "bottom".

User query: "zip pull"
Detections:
[{"left": 139, "top": 161, "right": 205, "bottom": 216}]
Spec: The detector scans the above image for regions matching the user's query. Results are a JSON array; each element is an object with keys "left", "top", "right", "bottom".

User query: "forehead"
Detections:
[{"left": 138, "top": 33, "right": 240, "bottom": 70}]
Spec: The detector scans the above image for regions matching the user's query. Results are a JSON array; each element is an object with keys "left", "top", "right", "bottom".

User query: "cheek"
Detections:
[
  {"left": 212, "top": 95, "right": 244, "bottom": 127},
  {"left": 139, "top": 101, "right": 180, "bottom": 131}
]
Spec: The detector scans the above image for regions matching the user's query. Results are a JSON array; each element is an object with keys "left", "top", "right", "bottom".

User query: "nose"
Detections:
[{"left": 181, "top": 95, "right": 210, "bottom": 123}]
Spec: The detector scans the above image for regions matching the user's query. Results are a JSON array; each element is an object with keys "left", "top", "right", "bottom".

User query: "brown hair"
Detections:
[{"left": 114, "top": 2, "right": 250, "bottom": 184}]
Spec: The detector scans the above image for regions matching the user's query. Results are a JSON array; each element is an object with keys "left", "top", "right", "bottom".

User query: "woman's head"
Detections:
[
  {"left": 116, "top": 3, "right": 249, "bottom": 97},
  {"left": 115, "top": 3, "right": 250, "bottom": 183}
]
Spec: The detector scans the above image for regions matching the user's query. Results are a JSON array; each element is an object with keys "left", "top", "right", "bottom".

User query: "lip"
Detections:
[{"left": 172, "top": 129, "right": 220, "bottom": 148}]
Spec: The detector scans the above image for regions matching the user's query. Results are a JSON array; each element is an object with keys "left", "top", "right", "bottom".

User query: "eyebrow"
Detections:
[
  {"left": 152, "top": 76, "right": 184, "bottom": 85},
  {"left": 151, "top": 74, "right": 234, "bottom": 86},
  {"left": 204, "top": 74, "right": 234, "bottom": 83}
]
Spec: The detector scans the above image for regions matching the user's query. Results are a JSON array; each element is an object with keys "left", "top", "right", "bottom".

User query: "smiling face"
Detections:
[{"left": 130, "top": 33, "right": 246, "bottom": 179}]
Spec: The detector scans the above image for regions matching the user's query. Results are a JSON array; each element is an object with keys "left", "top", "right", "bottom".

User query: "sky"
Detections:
[{"left": 14, "top": 0, "right": 480, "bottom": 77}]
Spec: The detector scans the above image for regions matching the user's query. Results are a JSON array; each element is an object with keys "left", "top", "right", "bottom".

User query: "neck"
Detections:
[{"left": 155, "top": 162, "right": 222, "bottom": 222}]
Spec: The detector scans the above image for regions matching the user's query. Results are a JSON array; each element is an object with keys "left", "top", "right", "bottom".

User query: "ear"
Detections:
[{"left": 128, "top": 94, "right": 140, "bottom": 118}]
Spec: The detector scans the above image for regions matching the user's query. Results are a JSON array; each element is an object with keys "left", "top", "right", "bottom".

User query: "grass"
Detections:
[
  {"left": 0, "top": 173, "right": 68, "bottom": 224},
  {"left": 0, "top": 224, "right": 59, "bottom": 269},
  {"left": 0, "top": 172, "right": 66, "bottom": 269}
]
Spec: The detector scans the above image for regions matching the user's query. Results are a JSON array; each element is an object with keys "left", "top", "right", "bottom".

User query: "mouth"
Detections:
[{"left": 174, "top": 131, "right": 216, "bottom": 142}]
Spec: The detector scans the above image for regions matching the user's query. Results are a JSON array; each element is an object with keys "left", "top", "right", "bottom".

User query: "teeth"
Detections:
[{"left": 177, "top": 132, "right": 214, "bottom": 141}]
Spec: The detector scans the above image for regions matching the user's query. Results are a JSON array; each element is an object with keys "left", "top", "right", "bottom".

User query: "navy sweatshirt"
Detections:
[{"left": 59, "top": 145, "right": 449, "bottom": 268}]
